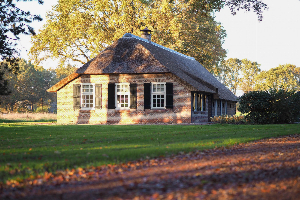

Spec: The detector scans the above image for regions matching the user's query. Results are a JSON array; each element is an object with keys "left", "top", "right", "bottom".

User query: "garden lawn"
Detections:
[{"left": 0, "top": 122, "right": 299, "bottom": 183}]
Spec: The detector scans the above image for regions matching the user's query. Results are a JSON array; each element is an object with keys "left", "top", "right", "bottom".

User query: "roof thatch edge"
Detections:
[{"left": 47, "top": 73, "right": 80, "bottom": 92}]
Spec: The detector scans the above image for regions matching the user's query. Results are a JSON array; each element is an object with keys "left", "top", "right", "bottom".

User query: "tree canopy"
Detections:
[
  {"left": 254, "top": 64, "right": 300, "bottom": 91},
  {"left": 218, "top": 58, "right": 261, "bottom": 95},
  {"left": 0, "top": 0, "right": 43, "bottom": 95},
  {"left": 0, "top": 59, "right": 57, "bottom": 112},
  {"left": 0, "top": 0, "right": 43, "bottom": 60},
  {"left": 30, "top": 0, "right": 230, "bottom": 73}
]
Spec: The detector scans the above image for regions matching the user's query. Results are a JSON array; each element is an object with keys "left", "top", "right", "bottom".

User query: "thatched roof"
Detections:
[{"left": 48, "top": 33, "right": 237, "bottom": 101}]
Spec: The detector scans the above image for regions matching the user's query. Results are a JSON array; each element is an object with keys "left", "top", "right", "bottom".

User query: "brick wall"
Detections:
[{"left": 57, "top": 73, "right": 197, "bottom": 124}]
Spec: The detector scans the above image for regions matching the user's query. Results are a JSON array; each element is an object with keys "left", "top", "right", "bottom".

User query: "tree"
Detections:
[
  {"left": 0, "top": 0, "right": 43, "bottom": 95},
  {"left": 0, "top": 59, "right": 56, "bottom": 112},
  {"left": 188, "top": 0, "right": 268, "bottom": 20},
  {"left": 239, "top": 59, "right": 261, "bottom": 93},
  {"left": 218, "top": 58, "right": 260, "bottom": 95},
  {"left": 29, "top": 0, "right": 270, "bottom": 74},
  {"left": 218, "top": 58, "right": 241, "bottom": 95},
  {"left": 254, "top": 64, "right": 300, "bottom": 91},
  {"left": 29, "top": 0, "right": 229, "bottom": 73},
  {"left": 54, "top": 64, "right": 77, "bottom": 80}
]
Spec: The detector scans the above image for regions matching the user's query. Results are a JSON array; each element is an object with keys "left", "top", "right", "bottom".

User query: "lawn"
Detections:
[{"left": 1, "top": 121, "right": 299, "bottom": 184}]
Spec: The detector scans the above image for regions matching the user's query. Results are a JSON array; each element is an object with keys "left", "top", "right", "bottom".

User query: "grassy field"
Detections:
[
  {"left": 0, "top": 113, "right": 56, "bottom": 123},
  {"left": 0, "top": 121, "right": 299, "bottom": 184}
]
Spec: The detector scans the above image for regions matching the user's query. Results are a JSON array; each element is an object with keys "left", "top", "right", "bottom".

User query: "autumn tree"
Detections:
[
  {"left": 239, "top": 59, "right": 261, "bottom": 93},
  {"left": 218, "top": 58, "right": 260, "bottom": 95},
  {"left": 0, "top": 0, "right": 43, "bottom": 95},
  {"left": 254, "top": 64, "right": 300, "bottom": 91},
  {"left": 218, "top": 58, "right": 241, "bottom": 95},
  {"left": 29, "top": 0, "right": 229, "bottom": 73}
]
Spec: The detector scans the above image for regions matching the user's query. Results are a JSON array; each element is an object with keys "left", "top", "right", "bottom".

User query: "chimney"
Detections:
[{"left": 140, "top": 27, "right": 152, "bottom": 42}]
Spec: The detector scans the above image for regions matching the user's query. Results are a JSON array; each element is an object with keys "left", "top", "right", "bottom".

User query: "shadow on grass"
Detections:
[
  {"left": 11, "top": 135, "right": 300, "bottom": 200},
  {"left": 1, "top": 123, "right": 300, "bottom": 184}
]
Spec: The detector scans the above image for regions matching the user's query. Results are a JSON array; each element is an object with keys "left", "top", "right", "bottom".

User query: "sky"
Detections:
[{"left": 16, "top": 0, "right": 300, "bottom": 71}]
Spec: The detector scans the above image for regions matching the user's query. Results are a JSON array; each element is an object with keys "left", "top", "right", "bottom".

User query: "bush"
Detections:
[
  {"left": 210, "top": 115, "right": 247, "bottom": 124},
  {"left": 238, "top": 90, "right": 300, "bottom": 124},
  {"left": 35, "top": 106, "right": 49, "bottom": 113}
]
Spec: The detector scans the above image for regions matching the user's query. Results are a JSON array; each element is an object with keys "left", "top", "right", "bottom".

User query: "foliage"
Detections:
[
  {"left": 218, "top": 58, "right": 241, "bottom": 95},
  {"left": 210, "top": 115, "right": 247, "bottom": 124},
  {"left": 29, "top": 0, "right": 227, "bottom": 74},
  {"left": 0, "top": 0, "right": 43, "bottom": 60},
  {"left": 54, "top": 64, "right": 77, "bottom": 80},
  {"left": 35, "top": 105, "right": 50, "bottom": 113},
  {"left": 0, "top": 0, "right": 43, "bottom": 95},
  {"left": 254, "top": 64, "right": 300, "bottom": 91},
  {"left": 0, "top": 59, "right": 57, "bottom": 112},
  {"left": 238, "top": 90, "right": 300, "bottom": 124},
  {"left": 218, "top": 58, "right": 261, "bottom": 94},
  {"left": 0, "top": 123, "right": 299, "bottom": 184},
  {"left": 239, "top": 59, "right": 261, "bottom": 93}
]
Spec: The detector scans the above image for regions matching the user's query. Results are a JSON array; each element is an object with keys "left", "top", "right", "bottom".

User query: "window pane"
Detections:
[
  {"left": 157, "top": 99, "right": 161, "bottom": 107},
  {"left": 161, "top": 84, "right": 164, "bottom": 92},
  {"left": 116, "top": 83, "right": 130, "bottom": 108}
]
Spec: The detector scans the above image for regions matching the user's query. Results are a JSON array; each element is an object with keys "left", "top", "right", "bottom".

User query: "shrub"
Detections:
[
  {"left": 210, "top": 115, "right": 247, "bottom": 124},
  {"left": 238, "top": 90, "right": 300, "bottom": 124},
  {"left": 35, "top": 106, "right": 50, "bottom": 113}
]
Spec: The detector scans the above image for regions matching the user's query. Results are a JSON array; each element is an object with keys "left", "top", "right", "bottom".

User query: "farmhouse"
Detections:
[{"left": 48, "top": 30, "right": 237, "bottom": 124}]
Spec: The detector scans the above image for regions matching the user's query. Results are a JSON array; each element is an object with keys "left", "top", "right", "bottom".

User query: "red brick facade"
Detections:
[{"left": 57, "top": 73, "right": 200, "bottom": 124}]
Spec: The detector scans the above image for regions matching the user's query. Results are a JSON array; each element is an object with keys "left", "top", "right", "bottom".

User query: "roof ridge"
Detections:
[{"left": 122, "top": 33, "right": 195, "bottom": 61}]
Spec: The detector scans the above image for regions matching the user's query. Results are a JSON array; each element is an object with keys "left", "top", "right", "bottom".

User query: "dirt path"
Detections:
[{"left": 2, "top": 135, "right": 300, "bottom": 200}]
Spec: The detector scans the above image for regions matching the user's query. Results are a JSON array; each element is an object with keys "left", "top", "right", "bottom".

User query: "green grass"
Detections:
[{"left": 1, "top": 122, "right": 299, "bottom": 183}]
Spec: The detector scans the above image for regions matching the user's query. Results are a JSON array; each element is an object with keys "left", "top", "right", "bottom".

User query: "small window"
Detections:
[
  {"left": 115, "top": 83, "right": 130, "bottom": 109},
  {"left": 197, "top": 94, "right": 201, "bottom": 111},
  {"left": 81, "top": 84, "right": 94, "bottom": 109},
  {"left": 193, "top": 92, "right": 206, "bottom": 111},
  {"left": 151, "top": 83, "right": 166, "bottom": 109},
  {"left": 202, "top": 95, "right": 206, "bottom": 111}
]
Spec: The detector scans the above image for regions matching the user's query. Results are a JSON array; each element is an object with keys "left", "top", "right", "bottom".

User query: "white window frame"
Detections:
[
  {"left": 151, "top": 82, "right": 166, "bottom": 109},
  {"left": 115, "top": 83, "right": 130, "bottom": 109},
  {"left": 81, "top": 83, "right": 95, "bottom": 110}
]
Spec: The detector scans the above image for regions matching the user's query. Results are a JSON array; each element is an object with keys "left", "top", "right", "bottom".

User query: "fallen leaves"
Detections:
[{"left": 1, "top": 135, "right": 300, "bottom": 200}]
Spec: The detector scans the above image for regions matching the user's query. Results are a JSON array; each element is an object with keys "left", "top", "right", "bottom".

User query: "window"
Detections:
[
  {"left": 192, "top": 92, "right": 206, "bottom": 111},
  {"left": 81, "top": 84, "right": 94, "bottom": 109},
  {"left": 151, "top": 83, "right": 166, "bottom": 108},
  {"left": 144, "top": 82, "right": 173, "bottom": 109},
  {"left": 115, "top": 83, "right": 130, "bottom": 109},
  {"left": 73, "top": 84, "right": 102, "bottom": 109}
]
